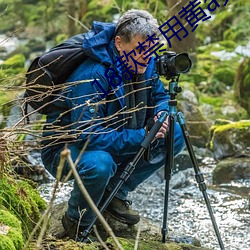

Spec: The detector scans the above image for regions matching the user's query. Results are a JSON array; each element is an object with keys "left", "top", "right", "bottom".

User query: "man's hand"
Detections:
[{"left": 154, "top": 111, "right": 169, "bottom": 139}]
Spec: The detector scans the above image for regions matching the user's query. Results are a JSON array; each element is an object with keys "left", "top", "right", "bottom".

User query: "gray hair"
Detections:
[{"left": 115, "top": 9, "right": 159, "bottom": 43}]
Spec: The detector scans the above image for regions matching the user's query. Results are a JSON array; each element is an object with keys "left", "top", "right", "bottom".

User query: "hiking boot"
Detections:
[
  {"left": 61, "top": 213, "right": 97, "bottom": 243},
  {"left": 105, "top": 196, "right": 140, "bottom": 225}
]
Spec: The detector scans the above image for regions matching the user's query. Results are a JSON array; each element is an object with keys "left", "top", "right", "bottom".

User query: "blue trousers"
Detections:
[{"left": 41, "top": 123, "right": 185, "bottom": 226}]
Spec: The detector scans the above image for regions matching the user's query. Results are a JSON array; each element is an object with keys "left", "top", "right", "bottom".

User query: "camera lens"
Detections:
[{"left": 174, "top": 53, "right": 192, "bottom": 73}]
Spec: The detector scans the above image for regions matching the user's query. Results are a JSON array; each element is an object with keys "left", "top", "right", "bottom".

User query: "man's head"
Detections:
[{"left": 114, "top": 9, "right": 159, "bottom": 75}]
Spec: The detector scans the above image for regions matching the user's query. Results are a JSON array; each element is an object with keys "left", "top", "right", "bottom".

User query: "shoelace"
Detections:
[{"left": 123, "top": 199, "right": 132, "bottom": 209}]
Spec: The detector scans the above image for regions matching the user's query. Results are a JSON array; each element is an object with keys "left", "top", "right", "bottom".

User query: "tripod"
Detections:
[
  {"left": 162, "top": 77, "right": 225, "bottom": 249},
  {"left": 82, "top": 77, "right": 225, "bottom": 250}
]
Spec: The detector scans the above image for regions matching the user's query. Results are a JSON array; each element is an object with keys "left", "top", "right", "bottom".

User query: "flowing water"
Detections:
[{"left": 38, "top": 156, "right": 250, "bottom": 250}]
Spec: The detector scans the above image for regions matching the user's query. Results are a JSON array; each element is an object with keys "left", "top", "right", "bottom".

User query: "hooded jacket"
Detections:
[{"left": 43, "top": 21, "right": 170, "bottom": 156}]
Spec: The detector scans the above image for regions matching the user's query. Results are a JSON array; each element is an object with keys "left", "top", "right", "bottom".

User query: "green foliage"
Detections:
[
  {"left": 198, "top": 1, "right": 250, "bottom": 45},
  {"left": 0, "top": 54, "right": 26, "bottom": 86},
  {"left": 1, "top": 54, "right": 25, "bottom": 69},
  {"left": 0, "top": 175, "right": 47, "bottom": 238}
]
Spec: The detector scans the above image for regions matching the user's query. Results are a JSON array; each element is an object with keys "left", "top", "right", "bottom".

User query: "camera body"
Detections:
[{"left": 156, "top": 52, "right": 192, "bottom": 79}]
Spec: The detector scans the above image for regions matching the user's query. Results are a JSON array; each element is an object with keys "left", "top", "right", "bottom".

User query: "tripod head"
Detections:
[{"left": 168, "top": 76, "right": 182, "bottom": 100}]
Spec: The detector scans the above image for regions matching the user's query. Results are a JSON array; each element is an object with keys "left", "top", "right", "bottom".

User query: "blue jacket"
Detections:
[{"left": 44, "top": 21, "right": 170, "bottom": 156}]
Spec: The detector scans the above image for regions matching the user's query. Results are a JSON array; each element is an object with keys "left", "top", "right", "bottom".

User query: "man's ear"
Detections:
[{"left": 115, "top": 36, "right": 122, "bottom": 51}]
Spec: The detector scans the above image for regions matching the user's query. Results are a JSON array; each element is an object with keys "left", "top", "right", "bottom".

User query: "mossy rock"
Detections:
[
  {"left": 199, "top": 92, "right": 249, "bottom": 122},
  {"left": 209, "top": 120, "right": 250, "bottom": 160},
  {"left": 28, "top": 237, "right": 211, "bottom": 250},
  {"left": 106, "top": 237, "right": 210, "bottom": 250},
  {"left": 0, "top": 175, "right": 47, "bottom": 239},
  {"left": 179, "top": 100, "right": 210, "bottom": 148},
  {"left": 0, "top": 209, "right": 24, "bottom": 250},
  {"left": 213, "top": 157, "right": 250, "bottom": 184},
  {"left": 45, "top": 202, "right": 211, "bottom": 250}
]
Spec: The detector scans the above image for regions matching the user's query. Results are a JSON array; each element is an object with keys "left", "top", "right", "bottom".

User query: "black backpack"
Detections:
[{"left": 24, "top": 34, "right": 87, "bottom": 115}]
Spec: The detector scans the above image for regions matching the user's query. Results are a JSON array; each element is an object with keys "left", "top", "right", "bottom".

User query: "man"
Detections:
[{"left": 41, "top": 9, "right": 185, "bottom": 241}]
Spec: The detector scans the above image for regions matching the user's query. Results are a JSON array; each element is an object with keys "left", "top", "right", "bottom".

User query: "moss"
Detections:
[
  {"left": 0, "top": 235, "right": 16, "bottom": 250},
  {"left": 199, "top": 95, "right": 224, "bottom": 107},
  {"left": 0, "top": 209, "right": 21, "bottom": 229},
  {"left": 0, "top": 209, "right": 24, "bottom": 249},
  {"left": 217, "top": 40, "right": 237, "bottom": 52},
  {"left": 0, "top": 175, "right": 46, "bottom": 239},
  {"left": 213, "top": 67, "right": 236, "bottom": 86},
  {"left": 7, "top": 228, "right": 24, "bottom": 249},
  {"left": 209, "top": 120, "right": 250, "bottom": 151},
  {"left": 0, "top": 54, "right": 26, "bottom": 86},
  {"left": 1, "top": 54, "right": 25, "bottom": 69},
  {"left": 106, "top": 237, "right": 209, "bottom": 250},
  {"left": 213, "top": 120, "right": 250, "bottom": 133}
]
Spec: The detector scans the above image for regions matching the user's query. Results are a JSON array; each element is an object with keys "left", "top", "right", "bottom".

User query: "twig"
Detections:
[
  {"left": 61, "top": 148, "right": 124, "bottom": 250},
  {"left": 134, "top": 219, "right": 142, "bottom": 250},
  {"left": 68, "top": 14, "right": 90, "bottom": 31},
  {"left": 93, "top": 225, "right": 110, "bottom": 250}
]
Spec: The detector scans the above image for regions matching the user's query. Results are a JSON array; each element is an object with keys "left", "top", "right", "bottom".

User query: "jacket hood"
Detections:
[{"left": 82, "top": 21, "right": 116, "bottom": 66}]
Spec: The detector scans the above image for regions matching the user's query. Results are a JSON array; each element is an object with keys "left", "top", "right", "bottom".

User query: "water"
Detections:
[{"left": 38, "top": 157, "right": 250, "bottom": 250}]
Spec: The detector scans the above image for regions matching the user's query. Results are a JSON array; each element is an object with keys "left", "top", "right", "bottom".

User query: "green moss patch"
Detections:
[
  {"left": 209, "top": 120, "right": 250, "bottom": 157},
  {"left": 0, "top": 175, "right": 47, "bottom": 239},
  {"left": 0, "top": 209, "right": 23, "bottom": 250},
  {"left": 106, "top": 237, "right": 210, "bottom": 250}
]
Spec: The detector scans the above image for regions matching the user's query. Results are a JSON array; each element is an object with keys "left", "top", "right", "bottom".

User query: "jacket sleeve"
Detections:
[{"left": 65, "top": 63, "right": 146, "bottom": 156}]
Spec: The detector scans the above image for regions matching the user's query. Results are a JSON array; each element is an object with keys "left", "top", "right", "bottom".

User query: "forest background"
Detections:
[{"left": 0, "top": 0, "right": 250, "bottom": 126}]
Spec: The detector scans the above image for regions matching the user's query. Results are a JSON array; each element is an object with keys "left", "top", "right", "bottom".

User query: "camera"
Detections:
[{"left": 156, "top": 52, "right": 192, "bottom": 79}]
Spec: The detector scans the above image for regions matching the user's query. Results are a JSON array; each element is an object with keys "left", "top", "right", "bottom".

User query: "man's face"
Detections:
[{"left": 115, "top": 35, "right": 152, "bottom": 75}]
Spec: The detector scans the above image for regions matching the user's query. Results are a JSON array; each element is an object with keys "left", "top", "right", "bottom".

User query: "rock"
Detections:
[
  {"left": 213, "top": 157, "right": 250, "bottom": 184},
  {"left": 44, "top": 202, "right": 211, "bottom": 250},
  {"left": 170, "top": 168, "right": 193, "bottom": 189},
  {"left": 209, "top": 120, "right": 250, "bottom": 160},
  {"left": 221, "top": 105, "right": 237, "bottom": 116},
  {"left": 179, "top": 100, "right": 211, "bottom": 148},
  {"left": 181, "top": 89, "right": 198, "bottom": 105}
]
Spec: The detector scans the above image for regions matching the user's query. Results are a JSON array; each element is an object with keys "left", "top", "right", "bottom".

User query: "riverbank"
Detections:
[{"left": 38, "top": 155, "right": 250, "bottom": 250}]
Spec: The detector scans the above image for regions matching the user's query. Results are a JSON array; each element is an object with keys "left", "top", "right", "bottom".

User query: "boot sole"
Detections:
[{"left": 105, "top": 210, "right": 140, "bottom": 225}]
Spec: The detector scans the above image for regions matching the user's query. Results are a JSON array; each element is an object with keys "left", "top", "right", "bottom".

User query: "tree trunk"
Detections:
[
  {"left": 78, "top": 0, "right": 88, "bottom": 20},
  {"left": 67, "top": 0, "right": 77, "bottom": 36},
  {"left": 166, "top": 0, "right": 196, "bottom": 57}
]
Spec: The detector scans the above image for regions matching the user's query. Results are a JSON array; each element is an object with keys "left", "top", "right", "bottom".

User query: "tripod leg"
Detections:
[
  {"left": 162, "top": 114, "right": 175, "bottom": 243},
  {"left": 81, "top": 112, "right": 168, "bottom": 240},
  {"left": 177, "top": 112, "right": 225, "bottom": 250}
]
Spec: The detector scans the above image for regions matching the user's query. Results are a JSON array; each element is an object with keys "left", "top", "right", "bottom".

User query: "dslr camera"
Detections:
[{"left": 156, "top": 51, "right": 192, "bottom": 79}]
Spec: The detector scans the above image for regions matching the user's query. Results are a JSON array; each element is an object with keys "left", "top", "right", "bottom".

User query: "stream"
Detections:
[{"left": 38, "top": 155, "right": 250, "bottom": 250}]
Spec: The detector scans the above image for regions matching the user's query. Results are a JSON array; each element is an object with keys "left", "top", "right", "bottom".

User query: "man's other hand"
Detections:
[{"left": 154, "top": 111, "right": 169, "bottom": 139}]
